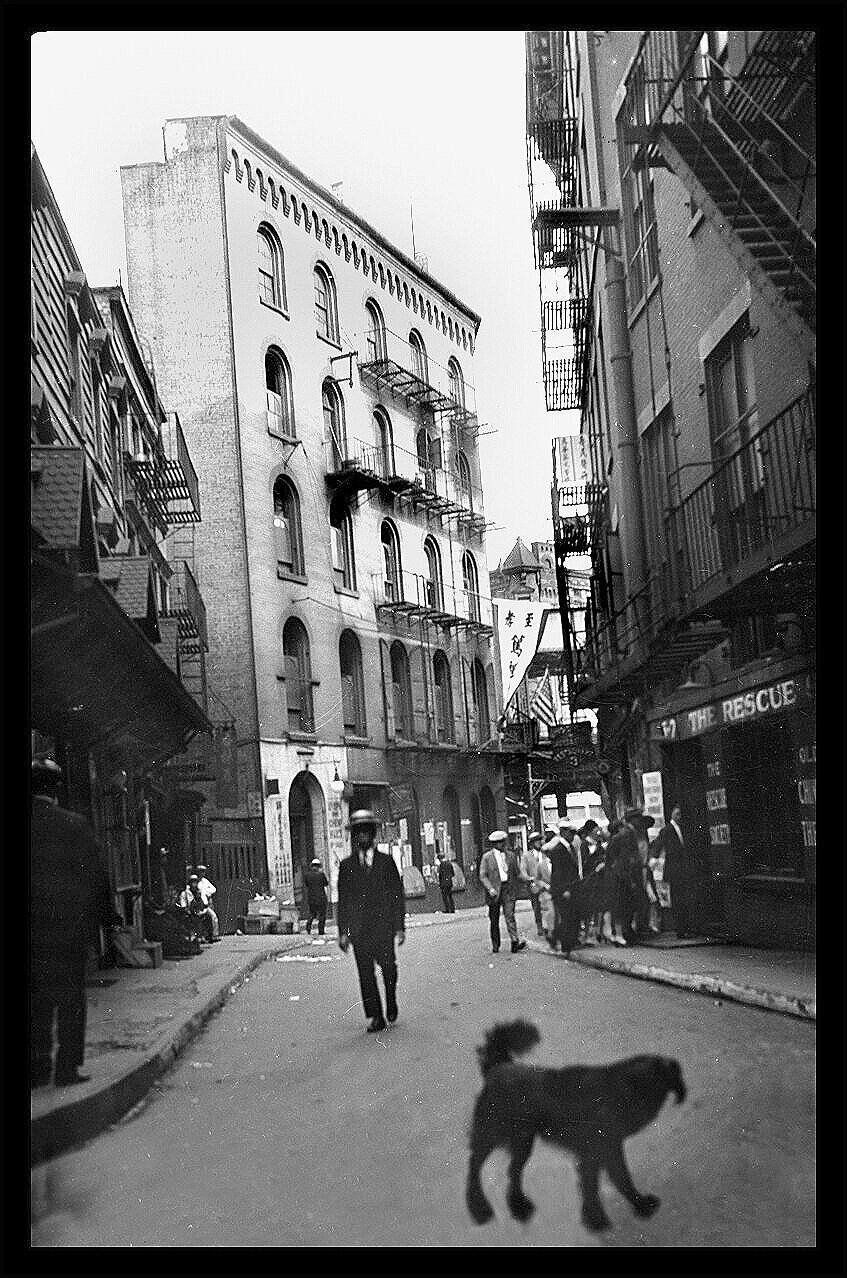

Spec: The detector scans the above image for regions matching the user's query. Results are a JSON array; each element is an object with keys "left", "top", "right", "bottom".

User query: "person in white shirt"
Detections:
[
  {"left": 479, "top": 831, "right": 526, "bottom": 954},
  {"left": 179, "top": 873, "right": 220, "bottom": 942}
]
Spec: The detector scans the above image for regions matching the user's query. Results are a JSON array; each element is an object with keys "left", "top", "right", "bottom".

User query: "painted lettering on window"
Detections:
[
  {"left": 797, "top": 778, "right": 816, "bottom": 806},
  {"left": 801, "top": 819, "right": 816, "bottom": 848},
  {"left": 705, "top": 787, "right": 727, "bottom": 811},
  {"left": 709, "top": 823, "right": 731, "bottom": 846}
]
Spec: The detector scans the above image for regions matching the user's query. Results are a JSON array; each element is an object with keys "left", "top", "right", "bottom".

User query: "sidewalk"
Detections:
[{"left": 31, "top": 904, "right": 815, "bottom": 1165}]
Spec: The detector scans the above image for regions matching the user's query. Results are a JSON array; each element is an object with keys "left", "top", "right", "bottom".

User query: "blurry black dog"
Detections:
[{"left": 466, "top": 1020, "right": 686, "bottom": 1232}]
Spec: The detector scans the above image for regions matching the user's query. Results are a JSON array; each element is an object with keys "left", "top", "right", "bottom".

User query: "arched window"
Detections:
[
  {"left": 479, "top": 785, "right": 497, "bottom": 837},
  {"left": 365, "top": 299, "right": 386, "bottom": 362},
  {"left": 322, "top": 378, "right": 346, "bottom": 468},
  {"left": 265, "top": 347, "right": 295, "bottom": 439},
  {"left": 258, "top": 225, "right": 286, "bottom": 310},
  {"left": 416, "top": 423, "right": 441, "bottom": 491},
  {"left": 339, "top": 629, "right": 366, "bottom": 737},
  {"left": 389, "top": 641, "right": 413, "bottom": 741},
  {"left": 314, "top": 263, "right": 339, "bottom": 342},
  {"left": 282, "top": 617, "right": 314, "bottom": 734},
  {"left": 329, "top": 492, "right": 356, "bottom": 591},
  {"left": 462, "top": 550, "right": 480, "bottom": 621},
  {"left": 443, "top": 785, "right": 463, "bottom": 863},
  {"left": 424, "top": 536, "right": 443, "bottom": 612},
  {"left": 473, "top": 659, "right": 490, "bottom": 744},
  {"left": 374, "top": 407, "right": 394, "bottom": 477},
  {"left": 273, "top": 476, "right": 305, "bottom": 577},
  {"left": 433, "top": 651, "right": 454, "bottom": 743},
  {"left": 456, "top": 450, "right": 472, "bottom": 510},
  {"left": 448, "top": 357, "right": 465, "bottom": 412},
  {"left": 381, "top": 520, "right": 402, "bottom": 602},
  {"left": 409, "top": 329, "right": 428, "bottom": 383}
]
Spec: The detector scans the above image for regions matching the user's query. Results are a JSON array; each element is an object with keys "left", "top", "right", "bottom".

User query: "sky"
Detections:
[{"left": 30, "top": 28, "right": 581, "bottom": 570}]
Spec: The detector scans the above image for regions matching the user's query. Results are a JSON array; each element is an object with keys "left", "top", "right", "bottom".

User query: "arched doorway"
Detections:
[
  {"left": 443, "top": 785, "right": 463, "bottom": 866},
  {"left": 479, "top": 786, "right": 497, "bottom": 836},
  {"left": 288, "top": 771, "right": 328, "bottom": 918}
]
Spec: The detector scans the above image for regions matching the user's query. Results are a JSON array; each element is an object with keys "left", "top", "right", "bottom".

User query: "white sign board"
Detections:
[
  {"left": 493, "top": 599, "right": 545, "bottom": 710},
  {"left": 641, "top": 771, "right": 665, "bottom": 839}
]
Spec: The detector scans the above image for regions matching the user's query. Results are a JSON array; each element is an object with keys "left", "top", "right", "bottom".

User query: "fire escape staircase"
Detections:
[{"left": 624, "top": 31, "right": 815, "bottom": 341}]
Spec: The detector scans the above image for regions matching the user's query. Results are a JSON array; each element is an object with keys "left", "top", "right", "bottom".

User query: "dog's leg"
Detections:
[
  {"left": 577, "top": 1154, "right": 611, "bottom": 1232},
  {"left": 604, "top": 1144, "right": 660, "bottom": 1219},
  {"left": 506, "top": 1133, "right": 536, "bottom": 1223},
  {"left": 466, "top": 1138, "right": 496, "bottom": 1225}
]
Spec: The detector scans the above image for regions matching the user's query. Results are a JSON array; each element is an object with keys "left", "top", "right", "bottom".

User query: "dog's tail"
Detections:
[{"left": 476, "top": 1020, "right": 540, "bottom": 1076}]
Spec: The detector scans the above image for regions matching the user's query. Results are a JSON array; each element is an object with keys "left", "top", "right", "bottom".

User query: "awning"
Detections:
[{"left": 31, "top": 556, "right": 211, "bottom": 767}]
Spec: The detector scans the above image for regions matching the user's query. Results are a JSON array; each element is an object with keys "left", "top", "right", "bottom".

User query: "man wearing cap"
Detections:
[
  {"left": 336, "top": 810, "right": 406, "bottom": 1032},
  {"left": 194, "top": 864, "right": 220, "bottom": 940},
  {"left": 479, "top": 831, "right": 526, "bottom": 954},
  {"left": 31, "top": 755, "right": 119, "bottom": 1087},
  {"left": 519, "top": 830, "right": 546, "bottom": 937},
  {"left": 303, "top": 856, "right": 330, "bottom": 936}
]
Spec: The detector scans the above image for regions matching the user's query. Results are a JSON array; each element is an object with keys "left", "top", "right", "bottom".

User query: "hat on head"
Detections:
[
  {"left": 31, "top": 754, "right": 63, "bottom": 792},
  {"left": 311, "top": 857, "right": 321, "bottom": 866},
  {"left": 624, "top": 808, "right": 655, "bottom": 829},
  {"left": 348, "top": 808, "right": 378, "bottom": 829},
  {"left": 527, "top": 830, "right": 543, "bottom": 845},
  {"left": 543, "top": 824, "right": 558, "bottom": 837},
  {"left": 196, "top": 864, "right": 207, "bottom": 873},
  {"left": 488, "top": 830, "right": 508, "bottom": 844}
]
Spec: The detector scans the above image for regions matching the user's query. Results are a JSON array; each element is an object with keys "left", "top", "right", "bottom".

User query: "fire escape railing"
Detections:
[
  {"left": 358, "top": 328, "right": 478, "bottom": 428},
  {"left": 161, "top": 559, "right": 208, "bottom": 655},
  {"left": 371, "top": 569, "right": 493, "bottom": 635},
  {"left": 324, "top": 436, "right": 485, "bottom": 527}
]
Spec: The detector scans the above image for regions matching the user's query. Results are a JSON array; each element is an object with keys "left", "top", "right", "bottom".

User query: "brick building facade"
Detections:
[{"left": 120, "top": 116, "right": 504, "bottom": 916}]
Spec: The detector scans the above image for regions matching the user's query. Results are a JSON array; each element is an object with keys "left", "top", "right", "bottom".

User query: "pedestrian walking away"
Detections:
[
  {"left": 520, "top": 830, "right": 546, "bottom": 937},
  {"left": 303, "top": 857, "right": 329, "bottom": 935},
  {"left": 336, "top": 810, "right": 406, "bottom": 1033},
  {"left": 478, "top": 831, "right": 526, "bottom": 954},
  {"left": 437, "top": 852, "right": 456, "bottom": 913},
  {"left": 651, "top": 805, "right": 697, "bottom": 938},
  {"left": 533, "top": 827, "right": 558, "bottom": 947},
  {"left": 30, "top": 754, "right": 121, "bottom": 1088}
]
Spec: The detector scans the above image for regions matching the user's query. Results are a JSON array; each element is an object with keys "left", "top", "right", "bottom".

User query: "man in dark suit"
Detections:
[
  {"left": 303, "top": 856, "right": 329, "bottom": 935},
  {"left": 479, "top": 831, "right": 526, "bottom": 954},
  {"left": 336, "top": 810, "right": 406, "bottom": 1033},
  {"left": 30, "top": 755, "right": 118, "bottom": 1087},
  {"left": 652, "top": 805, "right": 697, "bottom": 938},
  {"left": 541, "top": 823, "right": 582, "bottom": 952}
]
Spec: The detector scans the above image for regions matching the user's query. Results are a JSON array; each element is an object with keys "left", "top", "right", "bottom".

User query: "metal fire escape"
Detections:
[{"left": 620, "top": 30, "right": 815, "bottom": 339}]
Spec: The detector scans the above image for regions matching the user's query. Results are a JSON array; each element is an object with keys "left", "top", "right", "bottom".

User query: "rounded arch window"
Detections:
[
  {"left": 322, "top": 379, "right": 346, "bottom": 468},
  {"left": 272, "top": 475, "right": 305, "bottom": 576},
  {"left": 424, "top": 536, "right": 443, "bottom": 612},
  {"left": 433, "top": 651, "right": 454, "bottom": 743},
  {"left": 258, "top": 224, "right": 287, "bottom": 311},
  {"left": 339, "top": 628, "right": 366, "bottom": 736},
  {"left": 409, "top": 328, "right": 428, "bottom": 384},
  {"left": 314, "top": 262, "right": 339, "bottom": 341},
  {"left": 329, "top": 492, "right": 356, "bottom": 591},
  {"left": 374, "top": 407, "right": 394, "bottom": 477},
  {"left": 462, "top": 550, "right": 480, "bottom": 620},
  {"left": 365, "top": 299, "right": 386, "bottom": 362},
  {"left": 456, "top": 449, "right": 472, "bottom": 510},
  {"left": 282, "top": 617, "right": 314, "bottom": 733},
  {"left": 389, "top": 641, "right": 413, "bottom": 741},
  {"left": 381, "top": 519, "right": 402, "bottom": 602},
  {"left": 448, "top": 357, "right": 465, "bottom": 411},
  {"left": 265, "top": 347, "right": 295, "bottom": 439},
  {"left": 473, "top": 658, "right": 490, "bottom": 744}
]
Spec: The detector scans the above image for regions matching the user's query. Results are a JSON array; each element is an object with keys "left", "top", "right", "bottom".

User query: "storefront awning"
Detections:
[{"left": 31, "top": 556, "right": 211, "bottom": 767}]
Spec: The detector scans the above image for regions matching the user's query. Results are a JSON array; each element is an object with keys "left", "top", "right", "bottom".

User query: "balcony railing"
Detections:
[
  {"left": 372, "top": 569, "right": 493, "bottom": 635},
  {"left": 161, "top": 560, "right": 208, "bottom": 655},
  {"left": 358, "top": 328, "right": 478, "bottom": 427},
  {"left": 159, "top": 413, "right": 201, "bottom": 524},
  {"left": 325, "top": 436, "right": 486, "bottom": 530},
  {"left": 667, "top": 387, "right": 815, "bottom": 606}
]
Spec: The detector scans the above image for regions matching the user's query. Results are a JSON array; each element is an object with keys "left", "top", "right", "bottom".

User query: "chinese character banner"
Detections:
[{"left": 493, "top": 599, "right": 545, "bottom": 712}]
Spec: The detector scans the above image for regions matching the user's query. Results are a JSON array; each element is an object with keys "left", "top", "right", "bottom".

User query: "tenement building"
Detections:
[
  {"left": 30, "top": 149, "right": 211, "bottom": 959},
  {"left": 526, "top": 31, "right": 815, "bottom": 945},
  {"left": 120, "top": 116, "right": 504, "bottom": 916}
]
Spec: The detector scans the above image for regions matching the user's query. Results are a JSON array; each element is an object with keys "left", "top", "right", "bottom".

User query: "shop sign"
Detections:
[
  {"left": 641, "top": 771, "right": 665, "bottom": 832},
  {"left": 650, "top": 671, "right": 815, "bottom": 742}
]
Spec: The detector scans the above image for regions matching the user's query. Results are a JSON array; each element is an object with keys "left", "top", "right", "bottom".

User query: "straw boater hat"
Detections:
[
  {"left": 347, "top": 808, "right": 378, "bottom": 829},
  {"left": 311, "top": 857, "right": 321, "bottom": 866},
  {"left": 527, "top": 830, "right": 544, "bottom": 845},
  {"left": 487, "top": 830, "right": 508, "bottom": 844}
]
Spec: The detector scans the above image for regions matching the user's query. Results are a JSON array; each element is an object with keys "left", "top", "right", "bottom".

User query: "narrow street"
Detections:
[{"left": 33, "top": 913, "right": 815, "bottom": 1248}]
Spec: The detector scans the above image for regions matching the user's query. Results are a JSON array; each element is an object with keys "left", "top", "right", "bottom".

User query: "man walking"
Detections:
[
  {"left": 519, "top": 830, "right": 546, "bottom": 937},
  {"left": 303, "top": 856, "right": 329, "bottom": 935},
  {"left": 437, "top": 853, "right": 456, "bottom": 913},
  {"left": 31, "top": 755, "right": 119, "bottom": 1087},
  {"left": 479, "top": 831, "right": 526, "bottom": 954},
  {"left": 336, "top": 810, "right": 406, "bottom": 1033},
  {"left": 652, "top": 805, "right": 697, "bottom": 939}
]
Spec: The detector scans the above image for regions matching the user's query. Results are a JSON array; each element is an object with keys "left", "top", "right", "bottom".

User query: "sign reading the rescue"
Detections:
[{"left": 650, "top": 671, "right": 815, "bottom": 742}]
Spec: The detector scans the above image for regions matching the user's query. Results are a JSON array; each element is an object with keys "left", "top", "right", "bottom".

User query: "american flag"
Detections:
[{"left": 529, "top": 666, "right": 558, "bottom": 727}]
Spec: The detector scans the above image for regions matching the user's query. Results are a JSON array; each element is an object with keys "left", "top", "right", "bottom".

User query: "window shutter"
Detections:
[
  {"left": 463, "top": 658, "right": 478, "bottom": 746},
  {"left": 430, "top": 436, "right": 443, "bottom": 469},
  {"left": 409, "top": 646, "right": 429, "bottom": 742},
  {"left": 267, "top": 389, "right": 284, "bottom": 438},
  {"left": 274, "top": 515, "right": 292, "bottom": 567},
  {"left": 379, "top": 640, "right": 395, "bottom": 741},
  {"left": 341, "top": 674, "right": 357, "bottom": 732},
  {"left": 330, "top": 523, "right": 344, "bottom": 572},
  {"left": 284, "top": 656, "right": 302, "bottom": 710}
]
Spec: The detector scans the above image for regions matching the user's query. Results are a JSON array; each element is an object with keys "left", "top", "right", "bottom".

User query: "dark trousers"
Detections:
[
  {"left": 352, "top": 938, "right": 398, "bottom": 1020},
  {"left": 306, "top": 902, "right": 327, "bottom": 934},
  {"left": 671, "top": 881, "right": 695, "bottom": 937},
  {"left": 552, "top": 891, "right": 579, "bottom": 951},
  {"left": 440, "top": 886, "right": 455, "bottom": 913},
  {"left": 31, "top": 956, "right": 87, "bottom": 1083},
  {"left": 487, "top": 888, "right": 518, "bottom": 949},
  {"left": 529, "top": 891, "right": 543, "bottom": 932}
]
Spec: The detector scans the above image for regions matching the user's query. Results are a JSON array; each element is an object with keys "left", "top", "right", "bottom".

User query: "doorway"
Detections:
[
  {"left": 724, "top": 719, "right": 802, "bottom": 878},
  {"left": 288, "top": 771, "right": 329, "bottom": 917}
]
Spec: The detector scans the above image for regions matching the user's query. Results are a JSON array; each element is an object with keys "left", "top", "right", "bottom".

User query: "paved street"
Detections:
[{"left": 32, "top": 912, "right": 815, "bottom": 1248}]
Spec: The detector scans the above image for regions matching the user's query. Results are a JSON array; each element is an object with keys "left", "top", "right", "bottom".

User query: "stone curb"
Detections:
[
  {"left": 528, "top": 941, "right": 816, "bottom": 1022},
  {"left": 30, "top": 938, "right": 311, "bottom": 1167}
]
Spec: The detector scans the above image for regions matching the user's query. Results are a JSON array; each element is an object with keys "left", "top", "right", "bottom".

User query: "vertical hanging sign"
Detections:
[{"left": 493, "top": 600, "right": 545, "bottom": 711}]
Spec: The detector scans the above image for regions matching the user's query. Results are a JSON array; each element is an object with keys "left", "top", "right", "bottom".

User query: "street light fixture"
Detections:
[{"left": 330, "top": 765, "right": 345, "bottom": 795}]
